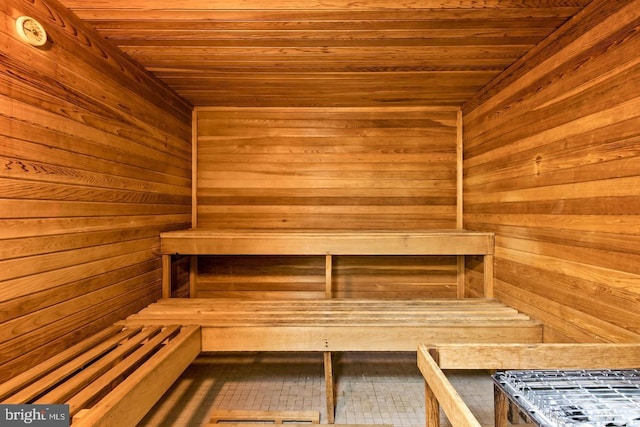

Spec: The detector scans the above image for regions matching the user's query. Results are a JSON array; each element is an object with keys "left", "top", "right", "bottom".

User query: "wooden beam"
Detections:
[
  {"left": 162, "top": 254, "right": 172, "bottom": 298},
  {"left": 325, "top": 255, "right": 333, "bottom": 298},
  {"left": 425, "top": 343, "right": 640, "bottom": 370},
  {"left": 417, "top": 345, "right": 482, "bottom": 427},
  {"left": 324, "top": 351, "right": 335, "bottom": 424},
  {"left": 482, "top": 254, "right": 494, "bottom": 298}
]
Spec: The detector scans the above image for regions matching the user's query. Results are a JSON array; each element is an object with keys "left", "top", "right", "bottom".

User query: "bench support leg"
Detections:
[
  {"left": 484, "top": 254, "right": 494, "bottom": 298},
  {"left": 162, "top": 254, "right": 171, "bottom": 298},
  {"left": 425, "top": 380, "right": 440, "bottom": 427},
  {"left": 494, "top": 384, "right": 509, "bottom": 427},
  {"left": 324, "top": 351, "right": 335, "bottom": 424}
]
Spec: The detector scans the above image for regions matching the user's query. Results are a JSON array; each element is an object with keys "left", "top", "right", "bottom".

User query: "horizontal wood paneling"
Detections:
[
  {"left": 0, "top": 0, "right": 192, "bottom": 381},
  {"left": 196, "top": 255, "right": 457, "bottom": 299},
  {"left": 62, "top": 0, "right": 589, "bottom": 107},
  {"left": 462, "top": 0, "right": 640, "bottom": 342},
  {"left": 194, "top": 107, "right": 459, "bottom": 298},
  {"left": 196, "top": 107, "right": 457, "bottom": 229}
]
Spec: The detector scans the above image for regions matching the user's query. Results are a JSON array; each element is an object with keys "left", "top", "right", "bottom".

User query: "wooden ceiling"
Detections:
[{"left": 61, "top": 0, "right": 593, "bottom": 107}]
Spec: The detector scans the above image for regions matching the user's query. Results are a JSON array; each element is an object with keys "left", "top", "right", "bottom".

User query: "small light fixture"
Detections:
[{"left": 15, "top": 16, "right": 48, "bottom": 47}]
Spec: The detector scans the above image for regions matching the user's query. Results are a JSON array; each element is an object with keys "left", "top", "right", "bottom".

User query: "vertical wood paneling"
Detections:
[
  {"left": 194, "top": 107, "right": 459, "bottom": 298},
  {"left": 0, "top": 0, "right": 192, "bottom": 380},
  {"left": 462, "top": 0, "right": 640, "bottom": 342}
]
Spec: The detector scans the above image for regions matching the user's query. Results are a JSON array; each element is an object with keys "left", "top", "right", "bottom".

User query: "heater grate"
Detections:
[{"left": 493, "top": 369, "right": 640, "bottom": 427}]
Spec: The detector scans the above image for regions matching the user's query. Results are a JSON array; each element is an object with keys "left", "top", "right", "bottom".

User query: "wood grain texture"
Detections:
[
  {"left": 61, "top": 0, "right": 589, "bottom": 107},
  {"left": 195, "top": 107, "right": 458, "bottom": 230},
  {"left": 0, "top": 0, "right": 191, "bottom": 381},
  {"left": 120, "top": 298, "right": 543, "bottom": 351},
  {"left": 462, "top": 0, "right": 640, "bottom": 342},
  {"left": 193, "top": 108, "right": 460, "bottom": 298}
]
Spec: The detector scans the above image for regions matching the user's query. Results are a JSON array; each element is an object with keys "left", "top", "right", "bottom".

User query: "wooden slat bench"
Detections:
[
  {"left": 417, "top": 343, "right": 640, "bottom": 427},
  {"left": 159, "top": 229, "right": 496, "bottom": 299},
  {"left": 120, "top": 298, "right": 543, "bottom": 423},
  {"left": 0, "top": 324, "right": 201, "bottom": 427}
]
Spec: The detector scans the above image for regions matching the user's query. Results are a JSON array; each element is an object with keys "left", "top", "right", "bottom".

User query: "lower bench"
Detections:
[
  {"left": 417, "top": 343, "right": 640, "bottom": 427},
  {"left": 0, "top": 324, "right": 201, "bottom": 427},
  {"left": 120, "top": 298, "right": 543, "bottom": 423}
]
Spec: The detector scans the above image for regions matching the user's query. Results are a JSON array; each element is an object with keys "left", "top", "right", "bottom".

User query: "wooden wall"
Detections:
[
  {"left": 0, "top": 0, "right": 192, "bottom": 380},
  {"left": 462, "top": 0, "right": 640, "bottom": 342},
  {"left": 194, "top": 107, "right": 459, "bottom": 298}
]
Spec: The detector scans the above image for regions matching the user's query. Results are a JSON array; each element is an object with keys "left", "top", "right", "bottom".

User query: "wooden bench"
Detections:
[
  {"left": 0, "top": 324, "right": 201, "bottom": 427},
  {"left": 120, "top": 298, "right": 543, "bottom": 423},
  {"left": 417, "top": 343, "right": 640, "bottom": 427},
  {"left": 159, "top": 229, "right": 496, "bottom": 299}
]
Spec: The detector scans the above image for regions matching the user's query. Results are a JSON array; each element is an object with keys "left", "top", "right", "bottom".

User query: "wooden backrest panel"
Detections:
[
  {"left": 192, "top": 106, "right": 462, "bottom": 298},
  {"left": 194, "top": 106, "right": 458, "bottom": 230}
]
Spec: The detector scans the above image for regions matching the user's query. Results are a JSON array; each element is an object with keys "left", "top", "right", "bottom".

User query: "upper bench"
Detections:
[
  {"left": 160, "top": 229, "right": 494, "bottom": 255},
  {"left": 159, "top": 229, "right": 495, "bottom": 298}
]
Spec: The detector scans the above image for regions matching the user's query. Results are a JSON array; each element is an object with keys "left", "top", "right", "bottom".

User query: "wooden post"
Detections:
[
  {"left": 483, "top": 254, "right": 494, "bottom": 298},
  {"left": 456, "top": 256, "right": 465, "bottom": 298},
  {"left": 189, "top": 255, "right": 198, "bottom": 298},
  {"left": 425, "top": 380, "right": 440, "bottom": 427},
  {"left": 425, "top": 347, "right": 440, "bottom": 427},
  {"left": 494, "top": 384, "right": 509, "bottom": 427},
  {"left": 324, "top": 351, "right": 335, "bottom": 424},
  {"left": 162, "top": 254, "right": 171, "bottom": 298},
  {"left": 325, "top": 255, "right": 333, "bottom": 298},
  {"left": 324, "top": 254, "right": 335, "bottom": 422}
]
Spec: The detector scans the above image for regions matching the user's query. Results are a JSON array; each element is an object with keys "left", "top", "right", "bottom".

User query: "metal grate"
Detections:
[{"left": 493, "top": 370, "right": 640, "bottom": 427}]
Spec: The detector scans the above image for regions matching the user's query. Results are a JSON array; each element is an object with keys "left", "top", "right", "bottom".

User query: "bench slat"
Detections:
[
  {"left": 0, "top": 325, "right": 124, "bottom": 401},
  {"left": 65, "top": 325, "right": 182, "bottom": 417},
  {"left": 72, "top": 325, "right": 201, "bottom": 427},
  {"left": 34, "top": 326, "right": 165, "bottom": 406},
  {"left": 1, "top": 327, "right": 141, "bottom": 404}
]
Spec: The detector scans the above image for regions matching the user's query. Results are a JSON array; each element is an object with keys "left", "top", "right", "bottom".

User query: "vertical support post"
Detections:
[
  {"left": 324, "top": 254, "right": 335, "bottom": 422},
  {"left": 456, "top": 109, "right": 463, "bottom": 229},
  {"left": 189, "top": 255, "right": 198, "bottom": 298},
  {"left": 325, "top": 255, "right": 333, "bottom": 299},
  {"left": 425, "top": 381, "right": 440, "bottom": 427},
  {"left": 494, "top": 384, "right": 509, "bottom": 427},
  {"left": 324, "top": 351, "right": 335, "bottom": 424},
  {"left": 483, "top": 254, "right": 494, "bottom": 298},
  {"left": 191, "top": 109, "right": 199, "bottom": 228},
  {"left": 425, "top": 348, "right": 440, "bottom": 427},
  {"left": 456, "top": 256, "right": 465, "bottom": 299},
  {"left": 456, "top": 110, "right": 466, "bottom": 301},
  {"left": 162, "top": 254, "right": 172, "bottom": 298},
  {"left": 190, "top": 109, "right": 198, "bottom": 299}
]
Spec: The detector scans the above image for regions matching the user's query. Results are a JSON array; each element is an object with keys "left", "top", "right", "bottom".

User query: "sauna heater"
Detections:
[{"left": 492, "top": 369, "right": 640, "bottom": 427}]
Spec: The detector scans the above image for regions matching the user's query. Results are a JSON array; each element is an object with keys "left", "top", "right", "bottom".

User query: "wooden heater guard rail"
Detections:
[
  {"left": 159, "top": 229, "right": 496, "bottom": 299},
  {"left": 417, "top": 343, "right": 640, "bottom": 427},
  {"left": 0, "top": 324, "right": 201, "bottom": 427},
  {"left": 121, "top": 298, "right": 543, "bottom": 423}
]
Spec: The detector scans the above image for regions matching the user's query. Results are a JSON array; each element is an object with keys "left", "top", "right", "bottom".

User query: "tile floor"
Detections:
[{"left": 137, "top": 352, "right": 494, "bottom": 427}]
